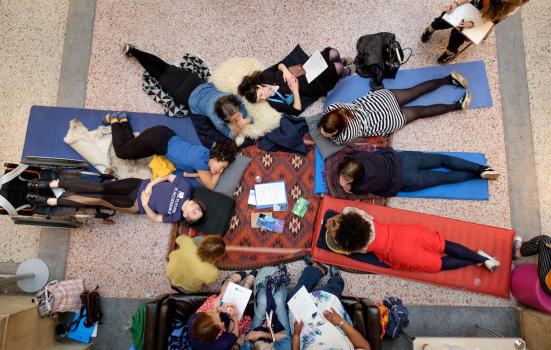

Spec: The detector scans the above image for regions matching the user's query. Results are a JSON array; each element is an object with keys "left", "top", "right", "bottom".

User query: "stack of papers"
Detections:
[
  {"left": 303, "top": 51, "right": 329, "bottom": 83},
  {"left": 254, "top": 181, "right": 288, "bottom": 211}
]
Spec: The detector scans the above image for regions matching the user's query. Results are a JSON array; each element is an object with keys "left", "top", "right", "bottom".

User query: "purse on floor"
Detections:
[{"left": 36, "top": 279, "right": 85, "bottom": 316}]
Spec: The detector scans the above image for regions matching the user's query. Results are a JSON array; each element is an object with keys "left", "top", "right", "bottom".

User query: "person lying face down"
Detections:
[
  {"left": 336, "top": 147, "right": 499, "bottom": 197},
  {"left": 325, "top": 207, "right": 501, "bottom": 273},
  {"left": 214, "top": 95, "right": 253, "bottom": 138},
  {"left": 238, "top": 48, "right": 353, "bottom": 116},
  {"left": 107, "top": 112, "right": 239, "bottom": 190},
  {"left": 25, "top": 174, "right": 205, "bottom": 224}
]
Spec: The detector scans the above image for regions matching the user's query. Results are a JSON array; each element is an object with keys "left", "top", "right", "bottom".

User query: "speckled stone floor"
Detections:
[{"left": 60, "top": 0, "right": 521, "bottom": 305}]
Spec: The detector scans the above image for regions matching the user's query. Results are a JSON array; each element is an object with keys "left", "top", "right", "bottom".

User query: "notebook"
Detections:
[{"left": 442, "top": 3, "right": 494, "bottom": 44}]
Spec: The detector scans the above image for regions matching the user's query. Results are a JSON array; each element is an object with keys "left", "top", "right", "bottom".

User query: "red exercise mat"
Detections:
[{"left": 311, "top": 196, "right": 514, "bottom": 298}]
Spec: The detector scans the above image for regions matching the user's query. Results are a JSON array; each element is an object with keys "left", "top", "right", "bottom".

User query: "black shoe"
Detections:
[
  {"left": 26, "top": 192, "right": 50, "bottom": 205},
  {"left": 421, "top": 27, "right": 433, "bottom": 43},
  {"left": 27, "top": 179, "right": 51, "bottom": 191},
  {"left": 122, "top": 44, "right": 136, "bottom": 56},
  {"left": 304, "top": 255, "right": 329, "bottom": 275},
  {"left": 437, "top": 51, "right": 457, "bottom": 64},
  {"left": 328, "top": 265, "right": 340, "bottom": 277}
]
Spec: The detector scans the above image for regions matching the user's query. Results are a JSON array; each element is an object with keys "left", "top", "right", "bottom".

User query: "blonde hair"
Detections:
[
  {"left": 482, "top": 0, "right": 526, "bottom": 21},
  {"left": 197, "top": 236, "right": 226, "bottom": 263}
]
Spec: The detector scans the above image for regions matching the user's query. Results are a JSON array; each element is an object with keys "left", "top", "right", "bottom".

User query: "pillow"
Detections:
[
  {"left": 214, "top": 154, "right": 252, "bottom": 196},
  {"left": 191, "top": 187, "right": 235, "bottom": 236},
  {"left": 306, "top": 113, "right": 345, "bottom": 159}
]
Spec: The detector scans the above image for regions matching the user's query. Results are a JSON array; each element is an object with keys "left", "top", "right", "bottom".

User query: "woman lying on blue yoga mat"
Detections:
[
  {"left": 319, "top": 71, "right": 471, "bottom": 145},
  {"left": 104, "top": 113, "right": 238, "bottom": 189},
  {"left": 238, "top": 47, "right": 353, "bottom": 115},
  {"left": 336, "top": 147, "right": 499, "bottom": 197},
  {"left": 25, "top": 174, "right": 205, "bottom": 224},
  {"left": 325, "top": 206, "right": 500, "bottom": 273},
  {"left": 123, "top": 45, "right": 252, "bottom": 138}
]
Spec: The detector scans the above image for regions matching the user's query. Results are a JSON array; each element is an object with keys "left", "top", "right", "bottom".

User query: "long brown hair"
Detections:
[
  {"left": 238, "top": 71, "right": 263, "bottom": 103},
  {"left": 482, "top": 0, "right": 526, "bottom": 21},
  {"left": 319, "top": 108, "right": 353, "bottom": 135},
  {"left": 197, "top": 236, "right": 226, "bottom": 263},
  {"left": 191, "top": 312, "right": 221, "bottom": 344},
  {"left": 338, "top": 156, "right": 365, "bottom": 183}
]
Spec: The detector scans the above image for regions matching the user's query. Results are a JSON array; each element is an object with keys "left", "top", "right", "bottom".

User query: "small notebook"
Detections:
[
  {"left": 287, "top": 286, "right": 317, "bottom": 322},
  {"left": 303, "top": 51, "right": 329, "bottom": 83},
  {"left": 255, "top": 181, "right": 288, "bottom": 211},
  {"left": 442, "top": 3, "right": 494, "bottom": 44}
]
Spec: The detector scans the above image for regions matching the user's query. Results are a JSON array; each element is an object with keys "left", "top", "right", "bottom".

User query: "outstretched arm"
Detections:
[{"left": 324, "top": 308, "right": 371, "bottom": 350}]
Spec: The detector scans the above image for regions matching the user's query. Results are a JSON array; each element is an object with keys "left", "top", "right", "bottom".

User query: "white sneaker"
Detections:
[
  {"left": 477, "top": 249, "right": 500, "bottom": 272},
  {"left": 480, "top": 167, "right": 500, "bottom": 180}
]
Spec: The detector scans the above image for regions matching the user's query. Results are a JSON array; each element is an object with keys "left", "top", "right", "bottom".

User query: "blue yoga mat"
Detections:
[
  {"left": 324, "top": 60, "right": 492, "bottom": 110},
  {"left": 22, "top": 105, "right": 202, "bottom": 166},
  {"left": 313, "top": 150, "right": 489, "bottom": 200}
]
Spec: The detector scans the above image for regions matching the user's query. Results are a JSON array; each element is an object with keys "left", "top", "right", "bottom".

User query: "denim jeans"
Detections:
[
  {"left": 288, "top": 266, "right": 345, "bottom": 301},
  {"left": 252, "top": 285, "right": 291, "bottom": 335},
  {"left": 399, "top": 151, "right": 484, "bottom": 192}
]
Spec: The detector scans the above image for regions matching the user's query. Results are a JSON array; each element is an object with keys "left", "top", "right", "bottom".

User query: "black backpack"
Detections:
[{"left": 354, "top": 32, "right": 411, "bottom": 90}]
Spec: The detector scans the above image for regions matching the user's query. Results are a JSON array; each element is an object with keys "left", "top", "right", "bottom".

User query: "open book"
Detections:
[
  {"left": 287, "top": 286, "right": 317, "bottom": 322},
  {"left": 442, "top": 3, "right": 494, "bottom": 45}
]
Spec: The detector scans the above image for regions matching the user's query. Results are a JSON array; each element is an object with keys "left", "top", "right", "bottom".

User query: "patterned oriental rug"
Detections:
[{"left": 169, "top": 145, "right": 384, "bottom": 270}]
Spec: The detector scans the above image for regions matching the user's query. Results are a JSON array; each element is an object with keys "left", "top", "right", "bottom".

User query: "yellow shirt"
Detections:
[{"left": 166, "top": 236, "right": 220, "bottom": 292}]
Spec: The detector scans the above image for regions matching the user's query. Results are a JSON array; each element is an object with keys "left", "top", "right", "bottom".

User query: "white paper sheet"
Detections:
[
  {"left": 442, "top": 3, "right": 494, "bottom": 45},
  {"left": 255, "top": 181, "right": 287, "bottom": 209},
  {"left": 303, "top": 51, "right": 329, "bottom": 83},
  {"left": 221, "top": 281, "right": 252, "bottom": 320},
  {"left": 287, "top": 286, "right": 317, "bottom": 322},
  {"left": 248, "top": 190, "right": 256, "bottom": 205}
]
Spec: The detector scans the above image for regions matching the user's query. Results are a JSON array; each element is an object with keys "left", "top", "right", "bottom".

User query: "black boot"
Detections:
[
  {"left": 27, "top": 179, "right": 51, "bottom": 191},
  {"left": 26, "top": 192, "right": 50, "bottom": 205}
]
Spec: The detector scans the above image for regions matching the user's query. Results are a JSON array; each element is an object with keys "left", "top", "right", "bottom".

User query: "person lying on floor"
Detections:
[
  {"left": 325, "top": 206, "right": 500, "bottom": 273},
  {"left": 166, "top": 235, "right": 225, "bottom": 293},
  {"left": 336, "top": 147, "right": 499, "bottom": 196},
  {"left": 289, "top": 259, "right": 372, "bottom": 350},
  {"left": 104, "top": 112, "right": 238, "bottom": 189},
  {"left": 25, "top": 174, "right": 204, "bottom": 224},
  {"left": 319, "top": 71, "right": 471, "bottom": 145},
  {"left": 513, "top": 234, "right": 551, "bottom": 296},
  {"left": 188, "top": 270, "right": 257, "bottom": 350},
  {"left": 240, "top": 265, "right": 291, "bottom": 350},
  {"left": 123, "top": 45, "right": 252, "bottom": 138},
  {"left": 238, "top": 47, "right": 354, "bottom": 115}
]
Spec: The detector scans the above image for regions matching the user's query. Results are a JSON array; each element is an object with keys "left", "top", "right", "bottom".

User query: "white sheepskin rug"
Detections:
[
  {"left": 209, "top": 57, "right": 282, "bottom": 145},
  {"left": 64, "top": 119, "right": 152, "bottom": 179}
]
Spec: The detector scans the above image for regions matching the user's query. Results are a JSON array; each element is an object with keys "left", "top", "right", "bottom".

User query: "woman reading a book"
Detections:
[
  {"left": 319, "top": 72, "right": 471, "bottom": 145},
  {"left": 188, "top": 271, "right": 257, "bottom": 350},
  {"left": 421, "top": 0, "right": 529, "bottom": 63},
  {"left": 325, "top": 207, "right": 501, "bottom": 273},
  {"left": 238, "top": 48, "right": 354, "bottom": 115}
]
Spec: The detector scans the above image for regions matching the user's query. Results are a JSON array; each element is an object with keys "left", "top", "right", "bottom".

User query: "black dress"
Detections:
[{"left": 259, "top": 47, "right": 339, "bottom": 115}]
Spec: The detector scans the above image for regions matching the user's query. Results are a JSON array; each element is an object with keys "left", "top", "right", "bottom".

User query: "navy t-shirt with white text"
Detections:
[{"left": 137, "top": 176, "right": 192, "bottom": 223}]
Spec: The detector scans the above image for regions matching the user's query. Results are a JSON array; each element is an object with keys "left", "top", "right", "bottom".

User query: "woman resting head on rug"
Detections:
[
  {"left": 318, "top": 71, "right": 472, "bottom": 145},
  {"left": 238, "top": 47, "right": 353, "bottom": 116},
  {"left": 105, "top": 112, "right": 238, "bottom": 189},
  {"left": 188, "top": 270, "right": 257, "bottom": 350},
  {"left": 123, "top": 45, "right": 252, "bottom": 139},
  {"left": 335, "top": 147, "right": 499, "bottom": 197},
  {"left": 325, "top": 206, "right": 501, "bottom": 273},
  {"left": 166, "top": 235, "right": 225, "bottom": 293},
  {"left": 26, "top": 174, "right": 205, "bottom": 224}
]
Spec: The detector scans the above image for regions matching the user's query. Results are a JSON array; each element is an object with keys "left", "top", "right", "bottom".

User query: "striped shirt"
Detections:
[{"left": 324, "top": 89, "right": 405, "bottom": 145}]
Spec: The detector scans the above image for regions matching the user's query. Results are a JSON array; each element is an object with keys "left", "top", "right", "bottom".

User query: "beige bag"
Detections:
[{"left": 45, "top": 279, "right": 85, "bottom": 313}]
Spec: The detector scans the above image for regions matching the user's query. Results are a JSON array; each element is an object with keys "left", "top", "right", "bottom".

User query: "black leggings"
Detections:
[
  {"left": 430, "top": 12, "right": 467, "bottom": 53},
  {"left": 112, "top": 122, "right": 175, "bottom": 159},
  {"left": 130, "top": 48, "right": 205, "bottom": 106},
  {"left": 440, "top": 241, "right": 488, "bottom": 270},
  {"left": 389, "top": 76, "right": 458, "bottom": 124},
  {"left": 520, "top": 235, "right": 551, "bottom": 296},
  {"left": 58, "top": 178, "right": 142, "bottom": 212}
]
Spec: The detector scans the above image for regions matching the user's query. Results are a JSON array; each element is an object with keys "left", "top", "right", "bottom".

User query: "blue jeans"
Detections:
[
  {"left": 252, "top": 285, "right": 291, "bottom": 335},
  {"left": 399, "top": 151, "right": 484, "bottom": 192},
  {"left": 288, "top": 266, "right": 345, "bottom": 301}
]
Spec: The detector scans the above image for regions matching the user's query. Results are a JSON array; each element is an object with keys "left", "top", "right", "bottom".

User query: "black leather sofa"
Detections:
[{"left": 144, "top": 293, "right": 382, "bottom": 350}]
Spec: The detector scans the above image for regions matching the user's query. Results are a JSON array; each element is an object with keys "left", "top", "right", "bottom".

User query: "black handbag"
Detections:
[{"left": 354, "top": 32, "right": 412, "bottom": 90}]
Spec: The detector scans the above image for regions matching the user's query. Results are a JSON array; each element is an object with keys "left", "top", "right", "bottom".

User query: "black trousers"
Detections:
[
  {"left": 130, "top": 48, "right": 206, "bottom": 106},
  {"left": 520, "top": 235, "right": 551, "bottom": 296},
  {"left": 430, "top": 12, "right": 467, "bottom": 53},
  {"left": 58, "top": 178, "right": 142, "bottom": 211},
  {"left": 112, "top": 122, "right": 176, "bottom": 160}
]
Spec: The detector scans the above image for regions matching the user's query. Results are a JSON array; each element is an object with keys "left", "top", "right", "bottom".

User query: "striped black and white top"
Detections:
[{"left": 323, "top": 89, "right": 405, "bottom": 145}]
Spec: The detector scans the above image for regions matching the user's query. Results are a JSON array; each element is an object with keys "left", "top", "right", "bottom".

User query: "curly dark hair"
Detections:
[
  {"left": 238, "top": 71, "right": 263, "bottom": 103},
  {"left": 335, "top": 212, "right": 371, "bottom": 252},
  {"left": 210, "top": 140, "right": 238, "bottom": 164}
]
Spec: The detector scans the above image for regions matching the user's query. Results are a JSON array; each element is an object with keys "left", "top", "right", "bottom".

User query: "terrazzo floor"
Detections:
[{"left": 63, "top": 0, "right": 519, "bottom": 306}]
